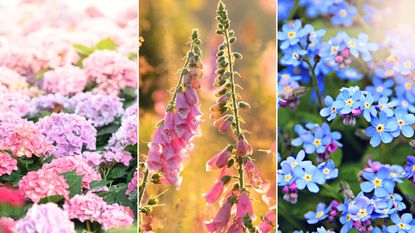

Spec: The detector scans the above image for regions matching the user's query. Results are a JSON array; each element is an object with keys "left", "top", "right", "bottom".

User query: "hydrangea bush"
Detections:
[
  {"left": 279, "top": 0, "right": 415, "bottom": 232},
  {"left": 0, "top": 1, "right": 137, "bottom": 232}
]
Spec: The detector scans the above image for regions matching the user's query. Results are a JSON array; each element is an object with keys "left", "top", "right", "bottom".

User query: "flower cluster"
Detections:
[
  {"left": 278, "top": 150, "right": 338, "bottom": 203},
  {"left": 42, "top": 65, "right": 87, "bottom": 96},
  {"left": 64, "top": 192, "right": 134, "bottom": 231},
  {"left": 36, "top": 113, "right": 97, "bottom": 157},
  {"left": 145, "top": 30, "right": 203, "bottom": 188},
  {"left": 291, "top": 122, "right": 342, "bottom": 160},
  {"left": 321, "top": 86, "right": 415, "bottom": 147},
  {"left": 204, "top": 2, "right": 272, "bottom": 232}
]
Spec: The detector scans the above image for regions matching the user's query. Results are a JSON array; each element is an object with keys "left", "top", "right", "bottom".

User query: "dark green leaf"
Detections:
[{"left": 62, "top": 171, "right": 83, "bottom": 197}]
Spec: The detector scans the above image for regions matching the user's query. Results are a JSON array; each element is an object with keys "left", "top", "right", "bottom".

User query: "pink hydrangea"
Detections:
[
  {"left": 83, "top": 50, "right": 137, "bottom": 96},
  {"left": 0, "top": 217, "right": 16, "bottom": 233},
  {"left": 100, "top": 204, "right": 134, "bottom": 231},
  {"left": 18, "top": 169, "right": 69, "bottom": 203},
  {"left": 43, "top": 65, "right": 87, "bottom": 96},
  {"left": 108, "top": 113, "right": 137, "bottom": 148},
  {"left": 0, "top": 66, "right": 28, "bottom": 91},
  {"left": 15, "top": 203, "right": 75, "bottom": 233},
  {"left": 0, "top": 152, "right": 17, "bottom": 177},
  {"left": 0, "top": 121, "right": 55, "bottom": 158},
  {"left": 0, "top": 45, "right": 34, "bottom": 75},
  {"left": 42, "top": 156, "right": 101, "bottom": 189},
  {"left": 126, "top": 170, "right": 137, "bottom": 195},
  {"left": 64, "top": 192, "right": 107, "bottom": 223},
  {"left": 64, "top": 193, "right": 133, "bottom": 230},
  {"left": 0, "top": 112, "right": 26, "bottom": 141},
  {"left": 0, "top": 91, "right": 31, "bottom": 117}
]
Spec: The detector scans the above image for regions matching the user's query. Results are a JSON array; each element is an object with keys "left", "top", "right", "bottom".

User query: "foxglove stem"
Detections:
[
  {"left": 138, "top": 168, "right": 149, "bottom": 206},
  {"left": 221, "top": 9, "right": 245, "bottom": 192},
  {"left": 166, "top": 40, "right": 196, "bottom": 111}
]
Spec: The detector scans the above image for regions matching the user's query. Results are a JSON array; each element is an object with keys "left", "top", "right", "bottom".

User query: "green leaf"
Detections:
[
  {"left": 73, "top": 44, "right": 93, "bottom": 56},
  {"left": 62, "top": 171, "right": 83, "bottom": 197},
  {"left": 398, "top": 179, "right": 415, "bottom": 198},
  {"left": 128, "top": 53, "right": 138, "bottom": 60},
  {"left": 39, "top": 195, "right": 64, "bottom": 204},
  {"left": 94, "top": 38, "right": 117, "bottom": 51},
  {"left": 89, "top": 180, "right": 111, "bottom": 190},
  {"left": 97, "top": 123, "right": 120, "bottom": 136},
  {"left": 331, "top": 148, "right": 343, "bottom": 167},
  {"left": 107, "top": 165, "right": 128, "bottom": 180}
]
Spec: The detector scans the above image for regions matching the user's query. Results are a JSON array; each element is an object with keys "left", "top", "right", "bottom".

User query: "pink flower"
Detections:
[
  {"left": 204, "top": 202, "right": 232, "bottom": 232},
  {"left": 16, "top": 203, "right": 75, "bottom": 233},
  {"left": 203, "top": 167, "right": 231, "bottom": 204},
  {"left": 0, "top": 152, "right": 17, "bottom": 176},
  {"left": 126, "top": 171, "right": 137, "bottom": 195},
  {"left": 42, "top": 156, "right": 101, "bottom": 189},
  {"left": 236, "top": 138, "right": 252, "bottom": 156},
  {"left": 43, "top": 65, "right": 87, "bottom": 96},
  {"left": 0, "top": 217, "right": 16, "bottom": 233},
  {"left": 245, "top": 160, "right": 270, "bottom": 193},
  {"left": 100, "top": 204, "right": 134, "bottom": 230},
  {"left": 64, "top": 193, "right": 107, "bottom": 223},
  {"left": 176, "top": 91, "right": 190, "bottom": 119},
  {"left": 258, "top": 209, "right": 275, "bottom": 233},
  {"left": 19, "top": 169, "right": 69, "bottom": 203},
  {"left": 262, "top": 182, "right": 276, "bottom": 208},
  {"left": 0, "top": 186, "right": 25, "bottom": 206},
  {"left": 0, "top": 66, "right": 28, "bottom": 91},
  {"left": 227, "top": 217, "right": 245, "bottom": 233},
  {"left": 206, "top": 147, "right": 232, "bottom": 171},
  {"left": 236, "top": 193, "right": 254, "bottom": 219},
  {"left": 0, "top": 122, "right": 55, "bottom": 158},
  {"left": 147, "top": 141, "right": 163, "bottom": 171}
]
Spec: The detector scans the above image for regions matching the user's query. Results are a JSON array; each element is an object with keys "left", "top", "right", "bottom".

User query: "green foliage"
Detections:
[{"left": 62, "top": 171, "right": 83, "bottom": 198}]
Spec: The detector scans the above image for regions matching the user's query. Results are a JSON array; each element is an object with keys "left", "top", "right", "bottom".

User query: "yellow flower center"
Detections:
[
  {"left": 284, "top": 174, "right": 292, "bottom": 182},
  {"left": 288, "top": 31, "right": 296, "bottom": 39},
  {"left": 316, "top": 211, "right": 324, "bottom": 218},
  {"left": 313, "top": 139, "right": 321, "bottom": 146},
  {"left": 330, "top": 46, "right": 339, "bottom": 55},
  {"left": 346, "top": 214, "right": 351, "bottom": 222},
  {"left": 398, "top": 119, "right": 405, "bottom": 126},
  {"left": 385, "top": 69, "right": 394, "bottom": 76},
  {"left": 376, "top": 86, "right": 384, "bottom": 92},
  {"left": 399, "top": 223, "right": 406, "bottom": 229},
  {"left": 405, "top": 82, "right": 412, "bottom": 90},
  {"left": 331, "top": 106, "right": 336, "bottom": 112},
  {"left": 339, "top": 9, "right": 347, "bottom": 17},
  {"left": 346, "top": 99, "right": 353, "bottom": 106},
  {"left": 376, "top": 124, "right": 384, "bottom": 133},
  {"left": 291, "top": 161, "right": 298, "bottom": 168},
  {"left": 292, "top": 52, "right": 299, "bottom": 59},
  {"left": 348, "top": 41, "right": 356, "bottom": 48},
  {"left": 373, "top": 177, "right": 382, "bottom": 187},
  {"left": 284, "top": 86, "right": 292, "bottom": 93},
  {"left": 358, "top": 209, "right": 367, "bottom": 217},
  {"left": 304, "top": 174, "right": 312, "bottom": 182},
  {"left": 281, "top": 74, "right": 289, "bottom": 79},
  {"left": 403, "top": 100, "right": 409, "bottom": 107},
  {"left": 323, "top": 168, "right": 330, "bottom": 174},
  {"left": 365, "top": 102, "right": 370, "bottom": 108},
  {"left": 412, "top": 165, "right": 415, "bottom": 171},
  {"left": 404, "top": 60, "right": 412, "bottom": 69},
  {"left": 380, "top": 104, "right": 386, "bottom": 110},
  {"left": 18, "top": 147, "right": 26, "bottom": 156}
]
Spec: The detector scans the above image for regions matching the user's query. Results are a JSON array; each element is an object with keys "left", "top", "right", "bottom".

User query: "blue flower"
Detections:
[
  {"left": 378, "top": 97, "right": 398, "bottom": 117},
  {"left": 278, "top": 0, "right": 295, "bottom": 20},
  {"left": 338, "top": 67, "right": 364, "bottom": 81},
  {"left": 355, "top": 33, "right": 378, "bottom": 61},
  {"left": 365, "top": 77, "right": 394, "bottom": 101},
  {"left": 278, "top": 71, "right": 302, "bottom": 86},
  {"left": 388, "top": 165, "right": 406, "bottom": 183},
  {"left": 278, "top": 161, "right": 296, "bottom": 187},
  {"left": 404, "top": 156, "right": 415, "bottom": 181},
  {"left": 392, "top": 107, "right": 415, "bottom": 138},
  {"left": 338, "top": 199, "right": 353, "bottom": 233},
  {"left": 293, "top": 163, "right": 325, "bottom": 193},
  {"left": 280, "top": 45, "right": 307, "bottom": 66},
  {"left": 316, "top": 227, "right": 335, "bottom": 233},
  {"left": 360, "top": 167, "right": 395, "bottom": 197},
  {"left": 320, "top": 96, "right": 338, "bottom": 121},
  {"left": 394, "top": 96, "right": 415, "bottom": 113},
  {"left": 302, "top": 24, "right": 326, "bottom": 53},
  {"left": 372, "top": 197, "right": 396, "bottom": 218},
  {"left": 394, "top": 57, "right": 414, "bottom": 75},
  {"left": 329, "top": 2, "right": 357, "bottom": 27},
  {"left": 319, "top": 32, "right": 347, "bottom": 61},
  {"left": 318, "top": 160, "right": 338, "bottom": 180},
  {"left": 333, "top": 87, "right": 363, "bottom": 114},
  {"left": 395, "top": 76, "right": 415, "bottom": 103},
  {"left": 282, "top": 150, "right": 312, "bottom": 170},
  {"left": 278, "top": 20, "right": 307, "bottom": 50},
  {"left": 361, "top": 93, "right": 377, "bottom": 122},
  {"left": 376, "top": 61, "right": 396, "bottom": 78},
  {"left": 348, "top": 195, "right": 373, "bottom": 221},
  {"left": 365, "top": 112, "right": 399, "bottom": 147},
  {"left": 387, "top": 213, "right": 415, "bottom": 233},
  {"left": 299, "top": 0, "right": 333, "bottom": 18},
  {"left": 302, "top": 125, "right": 331, "bottom": 154},
  {"left": 304, "top": 202, "right": 330, "bottom": 224}
]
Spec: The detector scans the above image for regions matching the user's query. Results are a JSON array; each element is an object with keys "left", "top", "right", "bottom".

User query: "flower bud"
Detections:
[
  {"left": 236, "top": 138, "right": 252, "bottom": 156},
  {"left": 219, "top": 117, "right": 232, "bottom": 133},
  {"left": 238, "top": 101, "right": 250, "bottom": 109}
]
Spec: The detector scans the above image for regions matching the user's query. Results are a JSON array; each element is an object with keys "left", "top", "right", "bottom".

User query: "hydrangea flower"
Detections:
[
  {"left": 15, "top": 203, "right": 75, "bottom": 233},
  {"left": 0, "top": 152, "right": 17, "bottom": 176},
  {"left": 36, "top": 113, "right": 96, "bottom": 157},
  {"left": 42, "top": 65, "right": 87, "bottom": 96}
]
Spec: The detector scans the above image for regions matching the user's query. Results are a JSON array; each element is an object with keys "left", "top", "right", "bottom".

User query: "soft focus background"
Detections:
[{"left": 139, "top": 0, "right": 276, "bottom": 232}]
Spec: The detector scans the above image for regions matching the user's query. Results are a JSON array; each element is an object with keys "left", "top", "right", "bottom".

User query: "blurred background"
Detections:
[{"left": 139, "top": 0, "right": 276, "bottom": 232}]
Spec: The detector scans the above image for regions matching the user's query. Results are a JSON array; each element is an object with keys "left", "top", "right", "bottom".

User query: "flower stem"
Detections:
[
  {"left": 287, "top": 0, "right": 299, "bottom": 21},
  {"left": 223, "top": 20, "right": 244, "bottom": 192},
  {"left": 139, "top": 168, "right": 149, "bottom": 205},
  {"left": 304, "top": 58, "right": 323, "bottom": 107},
  {"left": 166, "top": 41, "right": 195, "bottom": 111}
]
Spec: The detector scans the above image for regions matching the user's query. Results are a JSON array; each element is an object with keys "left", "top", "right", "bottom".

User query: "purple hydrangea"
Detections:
[
  {"left": 107, "top": 110, "right": 137, "bottom": 148},
  {"left": 36, "top": 113, "right": 96, "bottom": 157},
  {"left": 73, "top": 93, "right": 123, "bottom": 127},
  {"left": 31, "top": 93, "right": 75, "bottom": 113},
  {"left": 15, "top": 203, "right": 75, "bottom": 233}
]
